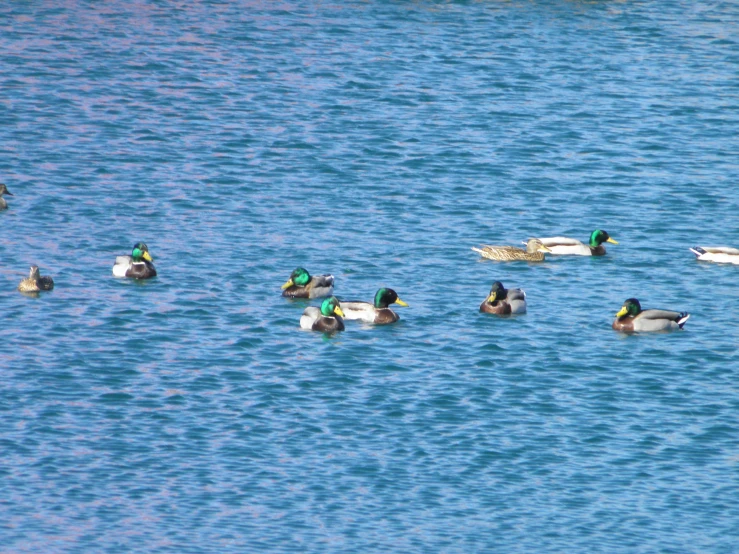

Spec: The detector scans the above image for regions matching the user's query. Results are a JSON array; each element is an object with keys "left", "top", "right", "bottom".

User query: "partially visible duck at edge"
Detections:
[
  {"left": 300, "top": 296, "right": 345, "bottom": 332},
  {"left": 533, "top": 229, "right": 618, "bottom": 256},
  {"left": 113, "top": 242, "right": 157, "bottom": 279},
  {"left": 341, "top": 288, "right": 409, "bottom": 324},
  {"left": 281, "top": 267, "right": 334, "bottom": 299},
  {"left": 690, "top": 246, "right": 739, "bottom": 265},
  {"left": 480, "top": 281, "right": 526, "bottom": 315},
  {"left": 612, "top": 298, "right": 690, "bottom": 333},
  {"left": 18, "top": 265, "right": 54, "bottom": 293},
  {"left": 472, "top": 238, "right": 551, "bottom": 262},
  {"left": 0, "top": 183, "right": 14, "bottom": 210}
]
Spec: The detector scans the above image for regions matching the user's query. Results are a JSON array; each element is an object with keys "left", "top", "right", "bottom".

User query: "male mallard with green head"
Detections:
[
  {"left": 480, "top": 281, "right": 526, "bottom": 315},
  {"left": 472, "top": 239, "right": 550, "bottom": 262},
  {"left": 113, "top": 242, "right": 157, "bottom": 279},
  {"left": 281, "top": 267, "right": 334, "bottom": 298},
  {"left": 341, "top": 288, "right": 409, "bottom": 324},
  {"left": 0, "top": 183, "right": 14, "bottom": 210},
  {"left": 18, "top": 265, "right": 54, "bottom": 293},
  {"left": 533, "top": 229, "right": 618, "bottom": 256},
  {"left": 612, "top": 298, "right": 690, "bottom": 333},
  {"left": 300, "top": 296, "right": 345, "bottom": 332}
]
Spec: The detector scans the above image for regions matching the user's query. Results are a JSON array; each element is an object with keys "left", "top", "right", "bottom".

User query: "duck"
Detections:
[
  {"left": 340, "top": 288, "right": 409, "bottom": 324},
  {"left": 689, "top": 246, "right": 739, "bottom": 265},
  {"left": 281, "top": 267, "right": 334, "bottom": 298},
  {"left": 472, "top": 239, "right": 551, "bottom": 262},
  {"left": 300, "top": 296, "right": 345, "bottom": 332},
  {"left": 612, "top": 298, "right": 690, "bottom": 333},
  {"left": 18, "top": 265, "right": 54, "bottom": 293},
  {"left": 0, "top": 183, "right": 14, "bottom": 209},
  {"left": 532, "top": 229, "right": 618, "bottom": 256},
  {"left": 113, "top": 242, "right": 157, "bottom": 279},
  {"left": 479, "top": 281, "right": 526, "bottom": 315}
]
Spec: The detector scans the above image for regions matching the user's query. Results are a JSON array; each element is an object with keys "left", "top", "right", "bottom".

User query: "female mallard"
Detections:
[
  {"left": 612, "top": 298, "right": 690, "bottom": 333},
  {"left": 281, "top": 267, "right": 334, "bottom": 299},
  {"left": 472, "top": 239, "right": 550, "bottom": 262},
  {"left": 340, "top": 288, "right": 408, "bottom": 324},
  {"left": 18, "top": 265, "right": 54, "bottom": 293},
  {"left": 532, "top": 229, "right": 618, "bottom": 256},
  {"left": 300, "top": 296, "right": 345, "bottom": 332},
  {"left": 690, "top": 246, "right": 739, "bottom": 265},
  {"left": 480, "top": 281, "right": 526, "bottom": 315},
  {"left": 113, "top": 242, "right": 157, "bottom": 279},
  {"left": 0, "top": 183, "right": 13, "bottom": 210}
]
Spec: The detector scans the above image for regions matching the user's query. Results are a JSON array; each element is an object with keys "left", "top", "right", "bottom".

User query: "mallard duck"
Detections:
[
  {"left": 479, "top": 281, "right": 526, "bottom": 315},
  {"left": 690, "top": 246, "right": 739, "bottom": 265},
  {"left": 533, "top": 229, "right": 618, "bottom": 256},
  {"left": 113, "top": 242, "right": 157, "bottom": 279},
  {"left": 0, "top": 183, "right": 13, "bottom": 210},
  {"left": 300, "top": 296, "right": 345, "bottom": 332},
  {"left": 612, "top": 298, "right": 690, "bottom": 333},
  {"left": 18, "top": 265, "right": 54, "bottom": 293},
  {"left": 472, "top": 239, "right": 550, "bottom": 262},
  {"left": 341, "top": 288, "right": 408, "bottom": 324},
  {"left": 281, "top": 267, "right": 334, "bottom": 298}
]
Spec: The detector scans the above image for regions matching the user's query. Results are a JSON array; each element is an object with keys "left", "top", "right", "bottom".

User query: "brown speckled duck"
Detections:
[
  {"left": 18, "top": 265, "right": 54, "bottom": 293},
  {"left": 472, "top": 239, "right": 550, "bottom": 262}
]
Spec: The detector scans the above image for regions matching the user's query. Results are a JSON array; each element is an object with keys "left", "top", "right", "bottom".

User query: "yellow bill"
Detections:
[
  {"left": 143, "top": 251, "right": 153, "bottom": 262},
  {"left": 334, "top": 306, "right": 345, "bottom": 317},
  {"left": 607, "top": 238, "right": 619, "bottom": 244},
  {"left": 281, "top": 278, "right": 294, "bottom": 290},
  {"left": 616, "top": 306, "right": 628, "bottom": 317},
  {"left": 394, "top": 297, "right": 409, "bottom": 307}
]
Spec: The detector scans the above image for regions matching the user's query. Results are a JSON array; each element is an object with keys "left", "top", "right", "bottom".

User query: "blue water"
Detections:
[{"left": 2, "top": 1, "right": 739, "bottom": 552}]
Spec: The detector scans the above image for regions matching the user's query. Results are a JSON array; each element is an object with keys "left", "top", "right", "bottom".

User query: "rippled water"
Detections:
[{"left": 2, "top": 1, "right": 739, "bottom": 552}]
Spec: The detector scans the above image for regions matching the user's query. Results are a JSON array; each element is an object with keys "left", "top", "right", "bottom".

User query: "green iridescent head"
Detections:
[
  {"left": 486, "top": 281, "right": 508, "bottom": 303},
  {"left": 616, "top": 298, "right": 641, "bottom": 318},
  {"left": 374, "top": 288, "right": 409, "bottom": 309},
  {"left": 589, "top": 229, "right": 618, "bottom": 248},
  {"left": 131, "top": 242, "right": 153, "bottom": 262},
  {"left": 281, "top": 267, "right": 311, "bottom": 289},
  {"left": 320, "top": 296, "right": 345, "bottom": 318}
]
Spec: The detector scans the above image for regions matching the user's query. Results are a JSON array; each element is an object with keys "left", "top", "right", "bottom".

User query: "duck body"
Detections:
[
  {"left": 480, "top": 281, "right": 526, "bottom": 315},
  {"left": 690, "top": 246, "right": 739, "bottom": 265},
  {"left": 18, "top": 265, "right": 54, "bottom": 293},
  {"left": 282, "top": 267, "right": 334, "bottom": 299},
  {"left": 113, "top": 243, "right": 157, "bottom": 279},
  {"left": 300, "top": 296, "right": 345, "bottom": 332},
  {"left": 0, "top": 183, "right": 13, "bottom": 210},
  {"left": 612, "top": 298, "right": 689, "bottom": 333},
  {"left": 341, "top": 288, "right": 408, "bottom": 324},
  {"left": 535, "top": 229, "right": 618, "bottom": 256},
  {"left": 472, "top": 239, "right": 550, "bottom": 262}
]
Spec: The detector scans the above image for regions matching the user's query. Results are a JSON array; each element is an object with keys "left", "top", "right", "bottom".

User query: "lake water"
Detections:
[{"left": 1, "top": 1, "right": 739, "bottom": 552}]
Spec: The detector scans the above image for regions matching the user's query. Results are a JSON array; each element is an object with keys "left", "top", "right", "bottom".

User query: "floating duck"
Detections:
[
  {"left": 281, "top": 267, "right": 334, "bottom": 298},
  {"left": 532, "top": 229, "right": 618, "bottom": 256},
  {"left": 472, "top": 239, "right": 550, "bottom": 262},
  {"left": 689, "top": 246, "right": 739, "bottom": 265},
  {"left": 612, "top": 298, "right": 690, "bottom": 333},
  {"left": 479, "top": 281, "right": 526, "bottom": 315},
  {"left": 300, "top": 296, "right": 345, "bottom": 332},
  {"left": 113, "top": 242, "right": 157, "bottom": 279},
  {"left": 18, "top": 265, "right": 54, "bottom": 293},
  {"left": 341, "top": 288, "right": 408, "bottom": 324},
  {"left": 0, "top": 184, "right": 13, "bottom": 209}
]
